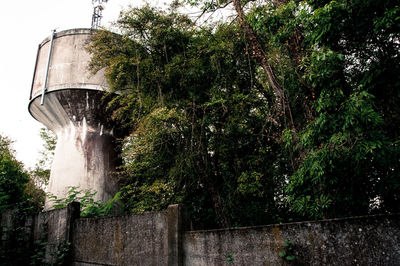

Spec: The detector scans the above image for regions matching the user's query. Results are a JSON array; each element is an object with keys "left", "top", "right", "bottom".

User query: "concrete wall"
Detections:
[
  {"left": 183, "top": 214, "right": 400, "bottom": 265},
  {"left": 2, "top": 205, "right": 399, "bottom": 265},
  {"left": 71, "top": 204, "right": 185, "bottom": 266},
  {"left": 32, "top": 202, "right": 79, "bottom": 243},
  {"left": 1, "top": 205, "right": 79, "bottom": 251},
  {"left": 72, "top": 212, "right": 168, "bottom": 266},
  {"left": 32, "top": 202, "right": 80, "bottom": 264}
]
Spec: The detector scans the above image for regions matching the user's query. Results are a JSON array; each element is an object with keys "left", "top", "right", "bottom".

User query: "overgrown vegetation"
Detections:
[
  {"left": 29, "top": 128, "right": 57, "bottom": 190},
  {"left": 49, "top": 186, "right": 123, "bottom": 217},
  {"left": 1, "top": 0, "right": 399, "bottom": 242},
  {"left": 30, "top": 221, "right": 71, "bottom": 266},
  {"left": 0, "top": 134, "right": 46, "bottom": 265},
  {"left": 87, "top": 0, "right": 399, "bottom": 229},
  {"left": 279, "top": 239, "right": 296, "bottom": 263},
  {"left": 1, "top": 0, "right": 397, "bottom": 262},
  {"left": 0, "top": 135, "right": 44, "bottom": 213}
]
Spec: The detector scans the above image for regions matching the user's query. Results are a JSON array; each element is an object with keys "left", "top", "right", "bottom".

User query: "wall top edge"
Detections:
[
  {"left": 186, "top": 212, "right": 400, "bottom": 234},
  {"left": 39, "top": 28, "right": 96, "bottom": 48},
  {"left": 75, "top": 210, "right": 169, "bottom": 222}
]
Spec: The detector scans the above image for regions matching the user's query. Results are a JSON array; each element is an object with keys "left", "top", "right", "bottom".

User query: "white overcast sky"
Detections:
[{"left": 0, "top": 0, "right": 175, "bottom": 168}]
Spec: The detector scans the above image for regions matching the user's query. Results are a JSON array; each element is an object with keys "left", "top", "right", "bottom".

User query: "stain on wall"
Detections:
[
  {"left": 72, "top": 211, "right": 168, "bottom": 266},
  {"left": 183, "top": 214, "right": 400, "bottom": 265},
  {"left": 2, "top": 204, "right": 399, "bottom": 265}
]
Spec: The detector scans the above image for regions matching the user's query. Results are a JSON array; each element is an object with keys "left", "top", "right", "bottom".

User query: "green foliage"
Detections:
[
  {"left": 88, "top": 0, "right": 400, "bottom": 227},
  {"left": 49, "top": 186, "right": 123, "bottom": 217},
  {"left": 30, "top": 221, "right": 71, "bottom": 266},
  {"left": 279, "top": 239, "right": 296, "bottom": 263},
  {"left": 0, "top": 134, "right": 44, "bottom": 213},
  {"left": 24, "top": 178, "right": 46, "bottom": 212},
  {"left": 237, "top": 171, "right": 264, "bottom": 197},
  {"left": 0, "top": 134, "right": 46, "bottom": 264},
  {"left": 89, "top": 5, "right": 290, "bottom": 228},
  {"left": 0, "top": 135, "right": 29, "bottom": 209},
  {"left": 297, "top": 0, "right": 398, "bottom": 219},
  {"left": 50, "top": 240, "right": 71, "bottom": 265},
  {"left": 30, "top": 127, "right": 57, "bottom": 189},
  {"left": 223, "top": 251, "right": 235, "bottom": 264},
  {"left": 0, "top": 221, "right": 31, "bottom": 264},
  {"left": 246, "top": 0, "right": 400, "bottom": 219}
]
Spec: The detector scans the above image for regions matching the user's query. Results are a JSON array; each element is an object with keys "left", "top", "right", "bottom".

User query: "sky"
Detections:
[{"left": 0, "top": 0, "right": 172, "bottom": 168}]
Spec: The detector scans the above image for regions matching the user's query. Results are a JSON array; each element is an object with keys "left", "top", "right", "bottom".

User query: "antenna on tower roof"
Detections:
[{"left": 91, "top": 0, "right": 108, "bottom": 29}]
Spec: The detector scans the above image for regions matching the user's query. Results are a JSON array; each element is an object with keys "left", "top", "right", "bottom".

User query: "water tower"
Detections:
[{"left": 29, "top": 2, "right": 118, "bottom": 208}]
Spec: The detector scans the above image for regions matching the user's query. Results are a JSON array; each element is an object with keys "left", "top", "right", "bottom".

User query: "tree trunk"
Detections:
[{"left": 232, "top": 0, "right": 297, "bottom": 136}]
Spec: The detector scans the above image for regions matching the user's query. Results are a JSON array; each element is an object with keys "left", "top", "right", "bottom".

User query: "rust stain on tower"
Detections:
[{"left": 28, "top": 28, "right": 119, "bottom": 208}]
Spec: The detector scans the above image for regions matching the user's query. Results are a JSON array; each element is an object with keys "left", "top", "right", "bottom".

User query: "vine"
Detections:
[{"left": 279, "top": 239, "right": 296, "bottom": 264}]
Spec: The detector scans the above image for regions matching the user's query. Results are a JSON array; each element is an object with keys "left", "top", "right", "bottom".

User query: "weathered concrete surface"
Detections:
[
  {"left": 0, "top": 209, "right": 25, "bottom": 245},
  {"left": 183, "top": 214, "right": 400, "bottom": 265},
  {"left": 30, "top": 28, "right": 108, "bottom": 100},
  {"left": 30, "top": 89, "right": 119, "bottom": 208},
  {"left": 1, "top": 208, "right": 17, "bottom": 231},
  {"left": 28, "top": 28, "right": 118, "bottom": 208},
  {"left": 2, "top": 205, "right": 400, "bottom": 265},
  {"left": 168, "top": 205, "right": 188, "bottom": 266},
  {"left": 33, "top": 202, "right": 80, "bottom": 242},
  {"left": 71, "top": 211, "right": 169, "bottom": 266},
  {"left": 33, "top": 202, "right": 80, "bottom": 264}
]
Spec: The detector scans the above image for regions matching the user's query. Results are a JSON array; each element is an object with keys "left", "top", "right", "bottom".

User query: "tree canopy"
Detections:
[
  {"left": 0, "top": 135, "right": 44, "bottom": 214},
  {"left": 88, "top": 0, "right": 400, "bottom": 228}
]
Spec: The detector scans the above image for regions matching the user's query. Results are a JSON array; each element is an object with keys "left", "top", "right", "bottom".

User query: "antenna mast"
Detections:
[{"left": 91, "top": 0, "right": 108, "bottom": 29}]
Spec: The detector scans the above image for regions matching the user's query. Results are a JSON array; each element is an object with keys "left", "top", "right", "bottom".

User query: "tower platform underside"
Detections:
[{"left": 29, "top": 89, "right": 119, "bottom": 207}]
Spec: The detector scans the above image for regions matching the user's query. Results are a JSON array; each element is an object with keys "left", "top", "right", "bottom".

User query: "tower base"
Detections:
[{"left": 29, "top": 89, "right": 119, "bottom": 209}]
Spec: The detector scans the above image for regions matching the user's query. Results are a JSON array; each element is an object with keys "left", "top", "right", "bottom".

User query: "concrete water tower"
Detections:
[{"left": 28, "top": 28, "right": 119, "bottom": 208}]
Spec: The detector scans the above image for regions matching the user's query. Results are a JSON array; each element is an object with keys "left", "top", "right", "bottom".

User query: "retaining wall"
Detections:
[
  {"left": 1, "top": 204, "right": 399, "bottom": 265},
  {"left": 184, "top": 214, "right": 400, "bottom": 265},
  {"left": 71, "top": 204, "right": 185, "bottom": 266},
  {"left": 72, "top": 211, "right": 168, "bottom": 265}
]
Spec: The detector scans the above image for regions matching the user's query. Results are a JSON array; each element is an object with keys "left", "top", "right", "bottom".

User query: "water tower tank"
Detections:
[{"left": 28, "top": 28, "right": 119, "bottom": 208}]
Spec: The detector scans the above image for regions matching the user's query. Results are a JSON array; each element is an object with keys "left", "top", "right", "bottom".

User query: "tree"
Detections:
[
  {"left": 0, "top": 134, "right": 47, "bottom": 215},
  {"left": 182, "top": 0, "right": 300, "bottom": 140},
  {"left": 0, "top": 135, "right": 46, "bottom": 264},
  {"left": 88, "top": 5, "right": 291, "bottom": 228},
  {"left": 30, "top": 127, "right": 57, "bottom": 189},
  {"left": 0, "top": 135, "right": 30, "bottom": 211},
  {"left": 246, "top": 0, "right": 400, "bottom": 218},
  {"left": 88, "top": 1, "right": 400, "bottom": 226}
]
